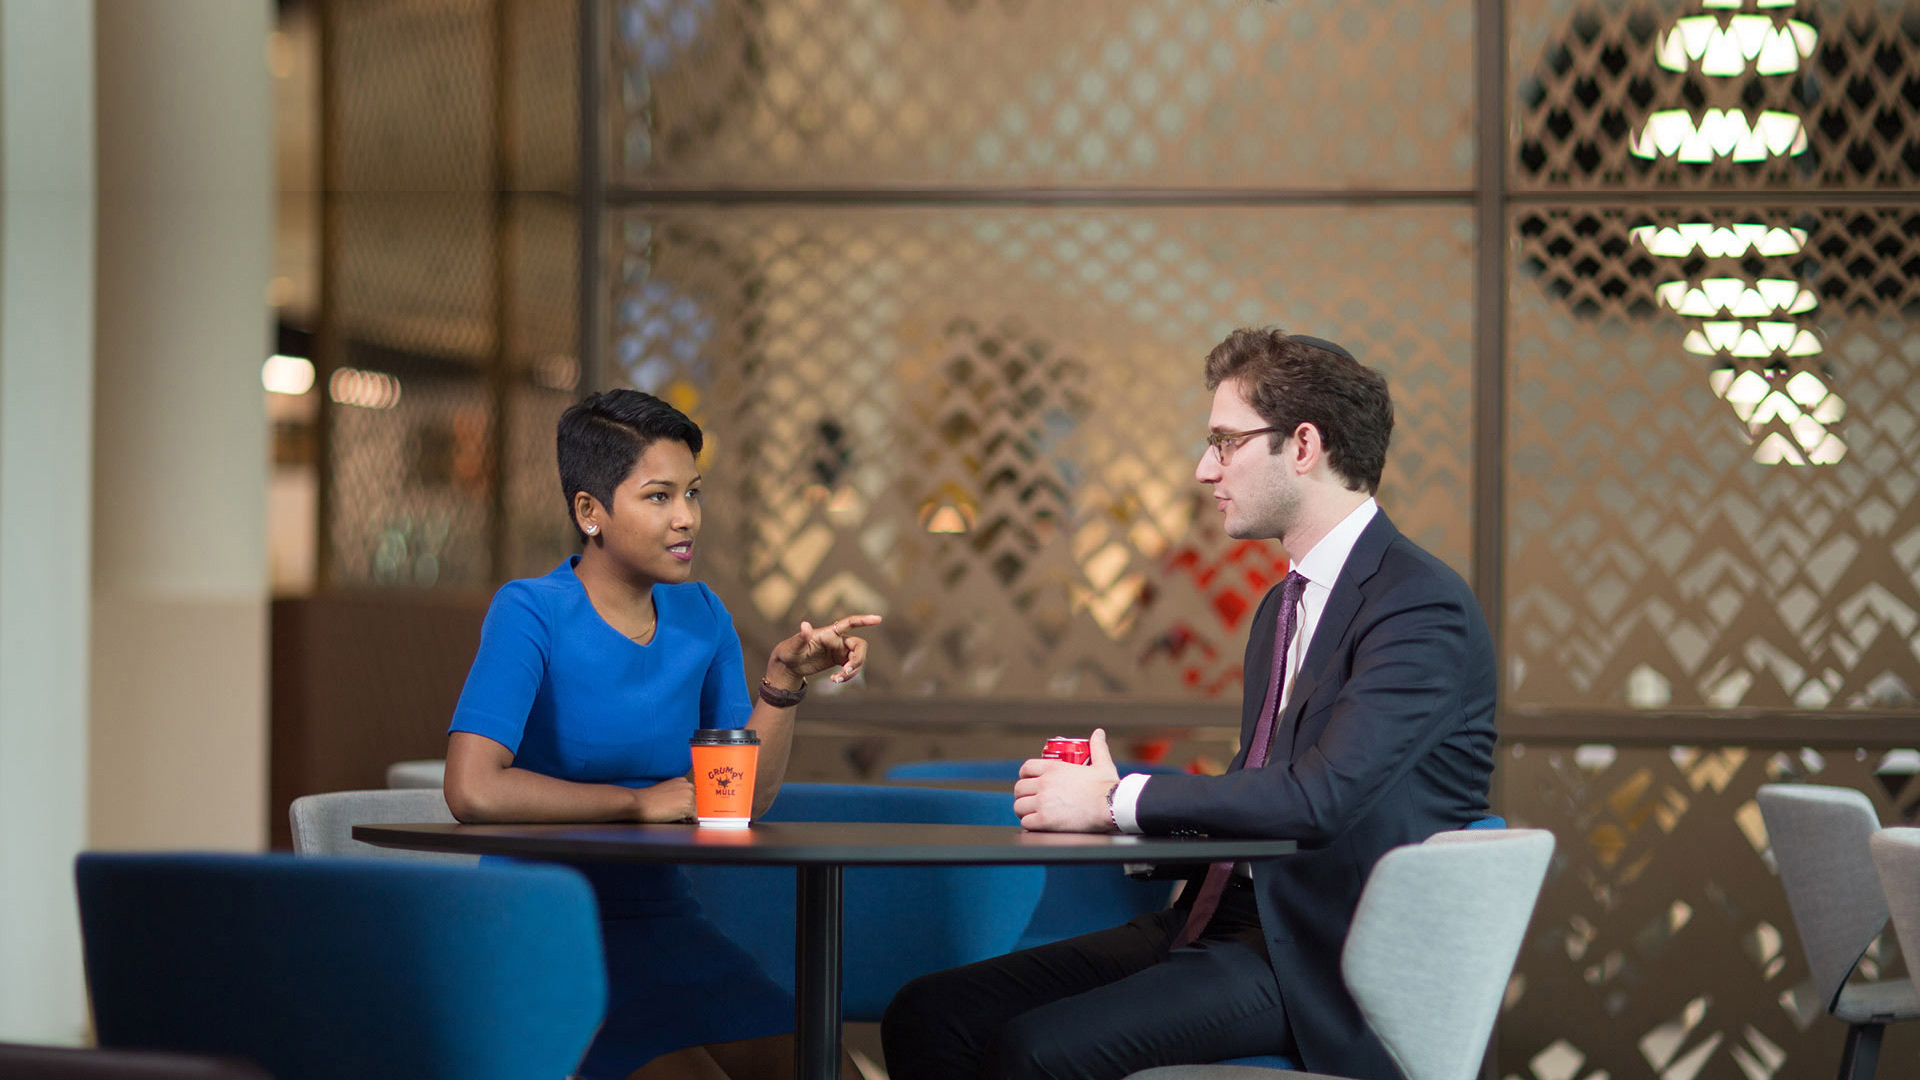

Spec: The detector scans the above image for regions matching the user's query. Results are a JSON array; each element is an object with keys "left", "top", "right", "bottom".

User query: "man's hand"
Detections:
[{"left": 1013, "top": 728, "right": 1121, "bottom": 833}]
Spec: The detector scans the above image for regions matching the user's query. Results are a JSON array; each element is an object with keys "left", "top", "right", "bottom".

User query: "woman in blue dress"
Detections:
[{"left": 444, "top": 389, "right": 880, "bottom": 1080}]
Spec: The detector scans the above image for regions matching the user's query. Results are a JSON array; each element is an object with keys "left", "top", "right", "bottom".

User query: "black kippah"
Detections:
[{"left": 1286, "top": 334, "right": 1356, "bottom": 362}]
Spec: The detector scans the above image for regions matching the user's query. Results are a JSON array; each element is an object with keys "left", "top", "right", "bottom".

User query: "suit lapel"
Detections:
[{"left": 1271, "top": 511, "right": 1400, "bottom": 762}]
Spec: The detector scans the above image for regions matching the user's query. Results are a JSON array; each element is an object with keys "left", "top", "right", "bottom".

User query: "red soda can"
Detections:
[{"left": 1043, "top": 737, "right": 1091, "bottom": 765}]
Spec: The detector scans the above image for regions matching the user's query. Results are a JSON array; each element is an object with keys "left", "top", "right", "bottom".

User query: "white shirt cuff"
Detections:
[{"left": 1111, "top": 772, "right": 1151, "bottom": 834}]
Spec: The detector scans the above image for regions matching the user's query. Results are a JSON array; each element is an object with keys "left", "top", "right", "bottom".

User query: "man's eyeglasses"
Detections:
[{"left": 1205, "top": 426, "right": 1284, "bottom": 465}]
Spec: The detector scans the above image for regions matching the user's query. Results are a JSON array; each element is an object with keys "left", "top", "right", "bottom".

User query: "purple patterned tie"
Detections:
[{"left": 1171, "top": 570, "right": 1308, "bottom": 949}]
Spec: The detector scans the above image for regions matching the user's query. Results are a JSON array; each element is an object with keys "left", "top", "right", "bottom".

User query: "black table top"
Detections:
[{"left": 353, "top": 820, "right": 1298, "bottom": 867}]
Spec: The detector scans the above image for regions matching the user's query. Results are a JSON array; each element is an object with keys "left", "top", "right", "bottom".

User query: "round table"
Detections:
[{"left": 354, "top": 819, "right": 1298, "bottom": 1080}]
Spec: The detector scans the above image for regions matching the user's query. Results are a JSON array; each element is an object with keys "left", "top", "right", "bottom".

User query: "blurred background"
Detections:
[{"left": 6, "top": 0, "right": 1920, "bottom": 1076}]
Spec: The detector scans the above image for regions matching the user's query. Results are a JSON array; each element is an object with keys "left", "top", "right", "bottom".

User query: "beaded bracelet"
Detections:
[{"left": 758, "top": 676, "right": 807, "bottom": 708}]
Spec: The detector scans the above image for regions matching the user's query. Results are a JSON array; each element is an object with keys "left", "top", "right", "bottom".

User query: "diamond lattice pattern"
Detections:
[
  {"left": 1502, "top": 744, "right": 1920, "bottom": 1080},
  {"left": 1512, "top": 0, "right": 1920, "bottom": 190},
  {"left": 1509, "top": 203, "right": 1920, "bottom": 710},
  {"left": 611, "top": 0, "right": 1473, "bottom": 190},
  {"left": 609, "top": 206, "right": 1474, "bottom": 699}
]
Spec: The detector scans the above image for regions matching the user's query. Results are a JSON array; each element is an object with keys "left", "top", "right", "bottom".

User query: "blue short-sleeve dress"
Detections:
[{"left": 449, "top": 556, "right": 792, "bottom": 1076}]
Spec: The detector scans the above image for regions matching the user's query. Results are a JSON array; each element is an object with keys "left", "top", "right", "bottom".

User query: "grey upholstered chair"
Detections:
[
  {"left": 1126, "top": 828, "right": 1554, "bottom": 1080},
  {"left": 385, "top": 758, "right": 447, "bottom": 789},
  {"left": 1756, "top": 784, "right": 1920, "bottom": 1080},
  {"left": 1870, "top": 827, "right": 1920, "bottom": 998},
  {"left": 289, "top": 788, "right": 476, "bottom": 866},
  {"left": 1870, "top": 828, "right": 1920, "bottom": 1068}
]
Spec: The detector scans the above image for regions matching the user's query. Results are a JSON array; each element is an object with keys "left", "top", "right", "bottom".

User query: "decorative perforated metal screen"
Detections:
[
  {"left": 327, "top": 367, "right": 494, "bottom": 588},
  {"left": 1509, "top": 203, "right": 1920, "bottom": 712},
  {"left": 330, "top": 0, "right": 498, "bottom": 193},
  {"left": 1502, "top": 1, "right": 1920, "bottom": 1074},
  {"left": 333, "top": 195, "right": 498, "bottom": 363},
  {"left": 1511, "top": 0, "right": 1920, "bottom": 190},
  {"left": 605, "top": 205, "right": 1474, "bottom": 698},
  {"left": 611, "top": 0, "right": 1475, "bottom": 190},
  {"left": 323, "top": 0, "right": 578, "bottom": 589},
  {"left": 1501, "top": 744, "right": 1920, "bottom": 1080}
]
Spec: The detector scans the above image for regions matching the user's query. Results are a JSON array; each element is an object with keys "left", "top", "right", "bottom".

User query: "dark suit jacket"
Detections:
[{"left": 1135, "top": 510, "right": 1496, "bottom": 1080}]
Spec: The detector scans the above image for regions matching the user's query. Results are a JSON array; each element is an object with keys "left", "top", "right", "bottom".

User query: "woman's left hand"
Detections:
[{"left": 770, "top": 613, "right": 883, "bottom": 685}]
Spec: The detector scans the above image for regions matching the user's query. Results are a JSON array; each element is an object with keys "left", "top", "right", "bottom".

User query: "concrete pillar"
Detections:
[
  {"left": 90, "top": 0, "right": 272, "bottom": 851},
  {"left": 0, "top": 0, "right": 96, "bottom": 1046}
]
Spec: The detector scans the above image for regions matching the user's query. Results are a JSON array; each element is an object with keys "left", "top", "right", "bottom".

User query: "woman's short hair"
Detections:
[
  {"left": 1203, "top": 328, "right": 1394, "bottom": 494},
  {"left": 557, "top": 390, "right": 704, "bottom": 539}
]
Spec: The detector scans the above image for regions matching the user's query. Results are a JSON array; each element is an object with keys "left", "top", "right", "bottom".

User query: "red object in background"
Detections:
[
  {"left": 1043, "top": 737, "right": 1092, "bottom": 765},
  {"left": 1163, "top": 542, "right": 1291, "bottom": 633},
  {"left": 1211, "top": 590, "right": 1250, "bottom": 628},
  {"left": 1130, "top": 738, "right": 1171, "bottom": 765}
]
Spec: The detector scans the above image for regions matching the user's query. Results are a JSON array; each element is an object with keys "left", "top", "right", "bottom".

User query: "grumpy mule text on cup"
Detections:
[{"left": 690, "top": 727, "right": 760, "bottom": 828}]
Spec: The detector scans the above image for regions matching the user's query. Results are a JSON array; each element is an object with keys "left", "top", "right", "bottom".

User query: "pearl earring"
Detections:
[{"left": 585, "top": 524, "right": 598, "bottom": 535}]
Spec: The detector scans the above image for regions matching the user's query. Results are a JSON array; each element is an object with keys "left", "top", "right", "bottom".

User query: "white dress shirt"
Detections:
[{"left": 1110, "top": 498, "right": 1379, "bottom": 834}]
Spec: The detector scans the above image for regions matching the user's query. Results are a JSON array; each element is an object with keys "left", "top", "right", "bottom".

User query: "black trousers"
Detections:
[{"left": 880, "top": 885, "right": 1295, "bottom": 1080}]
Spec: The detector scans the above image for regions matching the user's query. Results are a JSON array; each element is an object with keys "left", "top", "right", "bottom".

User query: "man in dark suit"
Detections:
[{"left": 881, "top": 328, "right": 1497, "bottom": 1080}]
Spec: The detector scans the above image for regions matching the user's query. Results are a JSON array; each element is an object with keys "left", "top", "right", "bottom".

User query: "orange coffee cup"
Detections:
[{"left": 690, "top": 728, "right": 760, "bottom": 829}]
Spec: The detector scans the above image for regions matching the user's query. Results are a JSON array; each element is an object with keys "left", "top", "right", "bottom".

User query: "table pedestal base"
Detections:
[{"left": 795, "top": 864, "right": 844, "bottom": 1080}]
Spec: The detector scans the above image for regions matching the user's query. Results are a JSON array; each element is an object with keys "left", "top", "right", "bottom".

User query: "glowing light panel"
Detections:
[
  {"left": 1682, "top": 321, "right": 1822, "bottom": 358},
  {"left": 1630, "top": 223, "right": 1807, "bottom": 258},
  {"left": 329, "top": 367, "right": 402, "bottom": 410},
  {"left": 1655, "top": 278, "right": 1818, "bottom": 317},
  {"left": 262, "top": 353, "right": 315, "bottom": 396},
  {"left": 1656, "top": 15, "right": 1816, "bottom": 76},
  {"left": 1630, "top": 109, "right": 1808, "bottom": 162}
]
